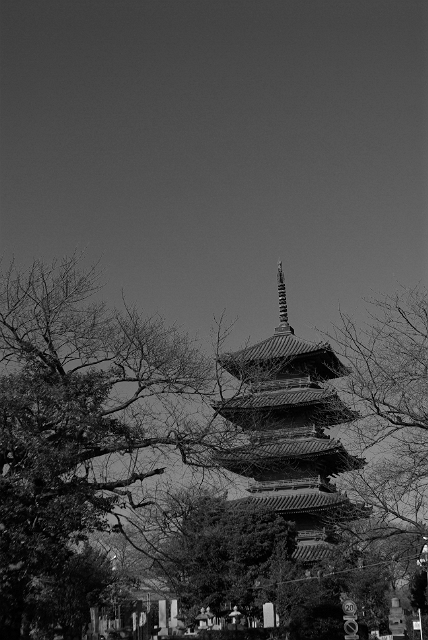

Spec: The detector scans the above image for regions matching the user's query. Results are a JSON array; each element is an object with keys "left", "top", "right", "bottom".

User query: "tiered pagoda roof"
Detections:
[
  {"left": 215, "top": 261, "right": 367, "bottom": 564},
  {"left": 219, "top": 331, "right": 348, "bottom": 381},
  {"left": 219, "top": 385, "right": 336, "bottom": 410},
  {"left": 294, "top": 542, "right": 334, "bottom": 563},
  {"left": 217, "top": 435, "right": 363, "bottom": 477},
  {"left": 247, "top": 491, "right": 350, "bottom": 513},
  {"left": 215, "top": 383, "right": 358, "bottom": 428}
]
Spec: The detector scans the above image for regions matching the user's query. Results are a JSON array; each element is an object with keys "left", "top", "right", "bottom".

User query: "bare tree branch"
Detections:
[{"left": 325, "top": 285, "right": 428, "bottom": 535}]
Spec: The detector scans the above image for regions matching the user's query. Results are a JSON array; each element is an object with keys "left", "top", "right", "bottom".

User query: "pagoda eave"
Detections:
[
  {"left": 214, "top": 387, "right": 357, "bottom": 426},
  {"left": 216, "top": 405, "right": 357, "bottom": 429},
  {"left": 219, "top": 347, "right": 349, "bottom": 383},
  {"left": 244, "top": 492, "right": 371, "bottom": 522},
  {"left": 217, "top": 456, "right": 363, "bottom": 478},
  {"left": 215, "top": 437, "right": 363, "bottom": 474},
  {"left": 293, "top": 542, "right": 335, "bottom": 564},
  {"left": 245, "top": 491, "right": 351, "bottom": 514}
]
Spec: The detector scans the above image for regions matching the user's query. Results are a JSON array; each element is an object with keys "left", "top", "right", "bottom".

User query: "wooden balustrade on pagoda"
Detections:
[{"left": 247, "top": 476, "right": 337, "bottom": 493}]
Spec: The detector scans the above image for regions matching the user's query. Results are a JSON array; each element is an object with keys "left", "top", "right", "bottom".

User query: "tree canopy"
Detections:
[
  {"left": 410, "top": 568, "right": 428, "bottom": 615},
  {"left": 153, "top": 490, "right": 296, "bottom": 615},
  {"left": 152, "top": 492, "right": 394, "bottom": 639},
  {"left": 24, "top": 544, "right": 114, "bottom": 640},
  {"left": 265, "top": 538, "right": 393, "bottom": 640}
]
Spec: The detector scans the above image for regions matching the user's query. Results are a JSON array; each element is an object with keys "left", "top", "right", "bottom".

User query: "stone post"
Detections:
[
  {"left": 159, "top": 600, "right": 167, "bottom": 631},
  {"left": 170, "top": 600, "right": 178, "bottom": 629},
  {"left": 388, "top": 597, "right": 406, "bottom": 639},
  {"left": 263, "top": 603, "right": 276, "bottom": 628}
]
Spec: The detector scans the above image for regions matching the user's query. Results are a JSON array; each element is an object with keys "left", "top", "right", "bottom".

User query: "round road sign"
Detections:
[
  {"left": 344, "top": 619, "right": 359, "bottom": 635},
  {"left": 342, "top": 599, "right": 357, "bottom": 615}
]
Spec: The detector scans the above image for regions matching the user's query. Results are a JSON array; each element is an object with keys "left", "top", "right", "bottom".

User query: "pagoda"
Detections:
[{"left": 215, "top": 262, "right": 365, "bottom": 563}]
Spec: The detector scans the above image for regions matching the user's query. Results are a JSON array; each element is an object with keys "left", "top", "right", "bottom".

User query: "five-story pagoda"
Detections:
[{"left": 215, "top": 262, "right": 365, "bottom": 563}]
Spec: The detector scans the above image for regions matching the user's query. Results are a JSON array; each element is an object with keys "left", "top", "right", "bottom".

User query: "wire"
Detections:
[{"left": 269, "top": 554, "right": 422, "bottom": 587}]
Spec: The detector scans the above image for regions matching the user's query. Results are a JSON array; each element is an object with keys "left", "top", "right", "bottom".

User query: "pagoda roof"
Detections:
[
  {"left": 215, "top": 384, "right": 358, "bottom": 428},
  {"left": 219, "top": 331, "right": 348, "bottom": 382},
  {"left": 220, "top": 436, "right": 344, "bottom": 460},
  {"left": 245, "top": 491, "right": 350, "bottom": 514},
  {"left": 217, "top": 386, "right": 336, "bottom": 411},
  {"left": 216, "top": 437, "right": 364, "bottom": 476},
  {"left": 293, "top": 541, "right": 334, "bottom": 563},
  {"left": 223, "top": 332, "right": 327, "bottom": 363}
]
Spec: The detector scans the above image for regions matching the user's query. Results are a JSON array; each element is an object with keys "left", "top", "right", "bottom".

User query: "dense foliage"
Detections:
[
  {"left": 24, "top": 544, "right": 114, "bottom": 640},
  {"left": 0, "top": 365, "right": 115, "bottom": 638},
  {"left": 155, "top": 492, "right": 296, "bottom": 614},
  {"left": 151, "top": 497, "right": 394, "bottom": 637},
  {"left": 246, "top": 532, "right": 392, "bottom": 639},
  {"left": 410, "top": 569, "right": 428, "bottom": 614}
]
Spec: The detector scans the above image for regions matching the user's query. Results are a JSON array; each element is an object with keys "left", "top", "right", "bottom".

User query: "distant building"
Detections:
[{"left": 215, "top": 262, "right": 367, "bottom": 563}]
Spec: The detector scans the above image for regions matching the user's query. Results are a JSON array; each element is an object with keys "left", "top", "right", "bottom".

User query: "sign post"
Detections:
[{"left": 342, "top": 599, "right": 359, "bottom": 640}]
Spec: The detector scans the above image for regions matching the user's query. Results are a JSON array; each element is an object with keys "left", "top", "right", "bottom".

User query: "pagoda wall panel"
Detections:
[{"left": 254, "top": 465, "right": 319, "bottom": 482}]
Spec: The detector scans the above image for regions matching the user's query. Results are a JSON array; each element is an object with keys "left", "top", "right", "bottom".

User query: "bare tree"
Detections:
[{"left": 328, "top": 285, "right": 428, "bottom": 542}]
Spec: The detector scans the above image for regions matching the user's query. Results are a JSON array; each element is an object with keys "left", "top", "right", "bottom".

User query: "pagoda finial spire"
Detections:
[
  {"left": 277, "top": 260, "right": 288, "bottom": 323},
  {"left": 276, "top": 260, "right": 293, "bottom": 334}
]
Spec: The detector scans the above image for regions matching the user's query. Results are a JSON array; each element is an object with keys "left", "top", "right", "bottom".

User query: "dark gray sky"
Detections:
[{"left": 1, "top": 0, "right": 427, "bottom": 351}]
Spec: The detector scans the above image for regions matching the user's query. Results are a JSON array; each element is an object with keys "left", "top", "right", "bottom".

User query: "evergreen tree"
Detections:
[
  {"left": 155, "top": 491, "right": 296, "bottom": 614},
  {"left": 410, "top": 569, "right": 428, "bottom": 614}
]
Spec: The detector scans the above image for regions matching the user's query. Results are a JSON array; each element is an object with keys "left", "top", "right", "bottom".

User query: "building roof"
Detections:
[
  {"left": 217, "top": 386, "right": 336, "bottom": 411},
  {"left": 218, "top": 331, "right": 348, "bottom": 382},
  {"left": 245, "top": 491, "right": 350, "bottom": 513},
  {"left": 214, "top": 384, "right": 358, "bottom": 428},
  {"left": 293, "top": 542, "right": 335, "bottom": 563},
  {"left": 216, "top": 437, "right": 364, "bottom": 475},
  {"left": 223, "top": 332, "right": 327, "bottom": 363},
  {"left": 219, "top": 436, "right": 346, "bottom": 461}
]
